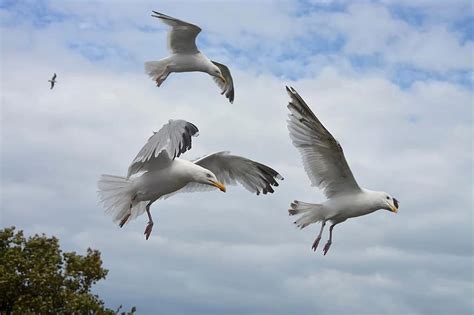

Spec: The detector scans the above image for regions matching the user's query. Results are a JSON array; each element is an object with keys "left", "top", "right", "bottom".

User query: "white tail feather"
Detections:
[
  {"left": 289, "top": 200, "right": 327, "bottom": 229},
  {"left": 145, "top": 60, "right": 169, "bottom": 81},
  {"left": 97, "top": 175, "right": 146, "bottom": 225}
]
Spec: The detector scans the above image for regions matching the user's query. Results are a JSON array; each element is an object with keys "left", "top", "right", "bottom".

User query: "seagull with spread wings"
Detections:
[
  {"left": 286, "top": 87, "right": 399, "bottom": 255},
  {"left": 145, "top": 11, "right": 235, "bottom": 103},
  {"left": 98, "top": 119, "right": 282, "bottom": 239},
  {"left": 48, "top": 73, "right": 57, "bottom": 90}
]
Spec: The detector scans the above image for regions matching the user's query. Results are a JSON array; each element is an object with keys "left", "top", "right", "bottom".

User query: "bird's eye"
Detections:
[
  {"left": 206, "top": 174, "right": 212, "bottom": 178},
  {"left": 386, "top": 196, "right": 390, "bottom": 200}
]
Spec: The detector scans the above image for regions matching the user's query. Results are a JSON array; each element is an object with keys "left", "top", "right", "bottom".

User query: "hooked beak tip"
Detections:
[
  {"left": 392, "top": 198, "right": 399, "bottom": 213},
  {"left": 211, "top": 180, "right": 226, "bottom": 192},
  {"left": 219, "top": 74, "right": 226, "bottom": 85}
]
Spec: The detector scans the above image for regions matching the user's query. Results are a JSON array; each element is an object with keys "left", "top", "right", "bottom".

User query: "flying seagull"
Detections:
[
  {"left": 145, "top": 11, "right": 235, "bottom": 103},
  {"left": 285, "top": 87, "right": 399, "bottom": 255},
  {"left": 48, "top": 73, "right": 57, "bottom": 90},
  {"left": 98, "top": 119, "right": 282, "bottom": 239}
]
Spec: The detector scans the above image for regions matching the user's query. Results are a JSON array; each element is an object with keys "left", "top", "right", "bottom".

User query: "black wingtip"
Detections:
[
  {"left": 151, "top": 10, "right": 164, "bottom": 19},
  {"left": 286, "top": 85, "right": 298, "bottom": 96},
  {"left": 286, "top": 86, "right": 295, "bottom": 99},
  {"left": 187, "top": 122, "right": 199, "bottom": 136}
]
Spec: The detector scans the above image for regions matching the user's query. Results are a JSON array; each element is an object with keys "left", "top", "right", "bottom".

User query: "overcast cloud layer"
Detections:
[{"left": 1, "top": 1, "right": 473, "bottom": 314}]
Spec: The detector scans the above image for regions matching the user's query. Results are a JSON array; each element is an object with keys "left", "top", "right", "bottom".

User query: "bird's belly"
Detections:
[
  {"left": 345, "top": 207, "right": 376, "bottom": 218},
  {"left": 133, "top": 171, "right": 188, "bottom": 202},
  {"left": 169, "top": 54, "right": 209, "bottom": 72},
  {"left": 326, "top": 196, "right": 376, "bottom": 220}
]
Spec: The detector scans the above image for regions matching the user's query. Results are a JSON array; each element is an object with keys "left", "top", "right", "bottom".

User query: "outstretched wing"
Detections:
[
  {"left": 50, "top": 81, "right": 54, "bottom": 89},
  {"left": 211, "top": 61, "right": 235, "bottom": 104},
  {"left": 127, "top": 119, "right": 199, "bottom": 178},
  {"left": 286, "top": 86, "right": 361, "bottom": 199},
  {"left": 151, "top": 11, "right": 201, "bottom": 54},
  {"left": 52, "top": 73, "right": 57, "bottom": 80},
  {"left": 169, "top": 151, "right": 283, "bottom": 196}
]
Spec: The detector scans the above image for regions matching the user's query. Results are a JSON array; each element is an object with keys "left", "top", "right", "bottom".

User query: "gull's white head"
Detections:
[
  {"left": 193, "top": 167, "right": 226, "bottom": 192},
  {"left": 377, "top": 192, "right": 399, "bottom": 213},
  {"left": 208, "top": 65, "right": 226, "bottom": 84}
]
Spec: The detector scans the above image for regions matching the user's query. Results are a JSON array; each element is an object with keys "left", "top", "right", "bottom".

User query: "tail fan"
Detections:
[
  {"left": 97, "top": 175, "right": 146, "bottom": 225},
  {"left": 144, "top": 60, "right": 169, "bottom": 81},
  {"left": 289, "top": 200, "right": 326, "bottom": 229}
]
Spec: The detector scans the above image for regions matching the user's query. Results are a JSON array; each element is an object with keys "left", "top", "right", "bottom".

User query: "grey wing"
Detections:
[
  {"left": 286, "top": 86, "right": 361, "bottom": 199},
  {"left": 127, "top": 119, "right": 199, "bottom": 178},
  {"left": 151, "top": 11, "right": 201, "bottom": 54},
  {"left": 50, "top": 81, "right": 54, "bottom": 89},
  {"left": 52, "top": 73, "right": 57, "bottom": 80},
  {"left": 170, "top": 152, "right": 283, "bottom": 196},
  {"left": 211, "top": 61, "right": 234, "bottom": 103}
]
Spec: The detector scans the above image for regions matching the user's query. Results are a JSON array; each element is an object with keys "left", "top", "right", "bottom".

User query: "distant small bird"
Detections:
[
  {"left": 285, "top": 87, "right": 399, "bottom": 255},
  {"left": 145, "top": 11, "right": 235, "bottom": 103},
  {"left": 48, "top": 73, "right": 57, "bottom": 90},
  {"left": 98, "top": 119, "right": 282, "bottom": 240}
]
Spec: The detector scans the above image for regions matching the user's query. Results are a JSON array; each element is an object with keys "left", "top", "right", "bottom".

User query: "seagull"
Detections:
[
  {"left": 48, "top": 73, "right": 57, "bottom": 90},
  {"left": 145, "top": 11, "right": 235, "bottom": 103},
  {"left": 98, "top": 119, "right": 282, "bottom": 240},
  {"left": 285, "top": 87, "right": 399, "bottom": 255}
]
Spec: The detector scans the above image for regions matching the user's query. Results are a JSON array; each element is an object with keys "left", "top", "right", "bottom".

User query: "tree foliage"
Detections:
[{"left": 0, "top": 227, "right": 136, "bottom": 314}]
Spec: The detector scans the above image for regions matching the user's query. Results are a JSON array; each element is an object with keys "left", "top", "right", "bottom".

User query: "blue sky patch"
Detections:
[
  {"left": 388, "top": 4, "right": 425, "bottom": 27},
  {"left": 1, "top": 0, "right": 69, "bottom": 28}
]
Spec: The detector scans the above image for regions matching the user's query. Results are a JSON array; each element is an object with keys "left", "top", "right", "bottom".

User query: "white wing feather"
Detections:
[
  {"left": 165, "top": 151, "right": 283, "bottom": 197},
  {"left": 286, "top": 86, "right": 360, "bottom": 198},
  {"left": 127, "top": 119, "right": 199, "bottom": 178},
  {"left": 151, "top": 11, "right": 201, "bottom": 54}
]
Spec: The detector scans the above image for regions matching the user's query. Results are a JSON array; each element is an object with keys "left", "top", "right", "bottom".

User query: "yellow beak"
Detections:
[
  {"left": 390, "top": 204, "right": 398, "bottom": 213},
  {"left": 211, "top": 180, "right": 226, "bottom": 192},
  {"left": 219, "top": 74, "right": 227, "bottom": 85}
]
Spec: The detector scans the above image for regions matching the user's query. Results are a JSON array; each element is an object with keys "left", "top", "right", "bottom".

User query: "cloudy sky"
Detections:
[{"left": 1, "top": 0, "right": 473, "bottom": 314}]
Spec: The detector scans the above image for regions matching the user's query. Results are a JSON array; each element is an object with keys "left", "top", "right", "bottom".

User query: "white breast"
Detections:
[
  {"left": 132, "top": 159, "right": 194, "bottom": 202},
  {"left": 323, "top": 190, "right": 380, "bottom": 220},
  {"left": 169, "top": 53, "right": 212, "bottom": 73}
]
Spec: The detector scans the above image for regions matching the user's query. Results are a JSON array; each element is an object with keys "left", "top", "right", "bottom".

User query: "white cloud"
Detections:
[{"left": 317, "top": 2, "right": 473, "bottom": 72}]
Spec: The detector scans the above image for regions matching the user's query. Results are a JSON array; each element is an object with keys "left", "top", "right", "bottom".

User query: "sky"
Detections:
[{"left": 1, "top": 0, "right": 473, "bottom": 314}]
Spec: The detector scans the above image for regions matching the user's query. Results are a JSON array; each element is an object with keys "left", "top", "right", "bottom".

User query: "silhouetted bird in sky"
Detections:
[{"left": 48, "top": 73, "right": 57, "bottom": 90}]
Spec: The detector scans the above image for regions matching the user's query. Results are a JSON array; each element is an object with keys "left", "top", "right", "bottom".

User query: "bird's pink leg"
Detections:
[
  {"left": 155, "top": 67, "right": 170, "bottom": 87},
  {"left": 312, "top": 221, "right": 326, "bottom": 252},
  {"left": 119, "top": 213, "right": 130, "bottom": 228},
  {"left": 144, "top": 202, "right": 154, "bottom": 240},
  {"left": 119, "top": 195, "right": 136, "bottom": 228},
  {"left": 323, "top": 223, "right": 336, "bottom": 256}
]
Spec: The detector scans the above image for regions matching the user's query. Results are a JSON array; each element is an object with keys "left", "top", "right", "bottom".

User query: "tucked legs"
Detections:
[{"left": 155, "top": 67, "right": 170, "bottom": 87}]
